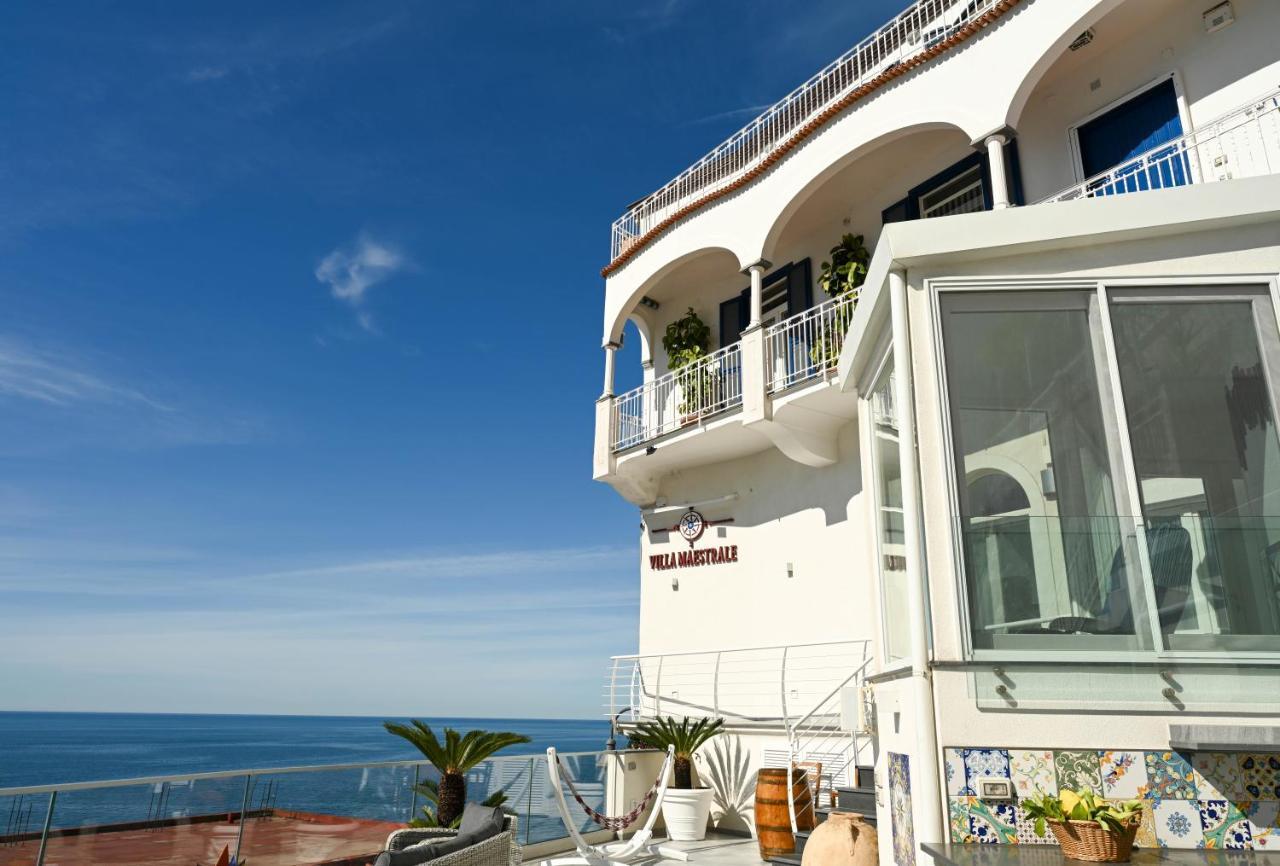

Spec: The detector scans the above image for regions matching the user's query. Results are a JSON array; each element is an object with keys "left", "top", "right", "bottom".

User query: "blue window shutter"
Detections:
[{"left": 1077, "top": 79, "right": 1184, "bottom": 177}]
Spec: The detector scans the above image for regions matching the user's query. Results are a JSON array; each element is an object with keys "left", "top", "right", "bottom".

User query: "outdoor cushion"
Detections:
[
  {"left": 457, "top": 803, "right": 506, "bottom": 841},
  {"left": 375, "top": 833, "right": 473, "bottom": 866}
]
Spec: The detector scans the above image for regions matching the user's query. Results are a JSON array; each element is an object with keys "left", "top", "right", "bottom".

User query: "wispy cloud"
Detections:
[
  {"left": 315, "top": 233, "right": 410, "bottom": 332},
  {"left": 0, "top": 336, "right": 166, "bottom": 409},
  {"left": 681, "top": 103, "right": 771, "bottom": 127}
]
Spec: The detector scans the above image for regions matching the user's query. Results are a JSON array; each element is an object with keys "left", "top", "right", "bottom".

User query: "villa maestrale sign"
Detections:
[
  {"left": 648, "top": 545, "right": 740, "bottom": 571},
  {"left": 648, "top": 509, "right": 738, "bottom": 570}
]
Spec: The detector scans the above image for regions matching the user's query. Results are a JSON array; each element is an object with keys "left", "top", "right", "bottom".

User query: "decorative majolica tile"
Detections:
[
  {"left": 967, "top": 799, "right": 1017, "bottom": 844},
  {"left": 1142, "top": 751, "right": 1196, "bottom": 799},
  {"left": 889, "top": 752, "right": 916, "bottom": 866},
  {"left": 1054, "top": 750, "right": 1102, "bottom": 794},
  {"left": 1153, "top": 799, "right": 1204, "bottom": 849},
  {"left": 1239, "top": 754, "right": 1280, "bottom": 800},
  {"left": 949, "top": 797, "right": 975, "bottom": 843},
  {"left": 1099, "top": 751, "right": 1144, "bottom": 799},
  {"left": 1132, "top": 801, "right": 1158, "bottom": 849},
  {"left": 1201, "top": 800, "right": 1252, "bottom": 849},
  {"left": 1244, "top": 801, "right": 1280, "bottom": 850},
  {"left": 1193, "top": 752, "right": 1244, "bottom": 801},
  {"left": 1014, "top": 803, "right": 1057, "bottom": 844},
  {"left": 1009, "top": 750, "right": 1056, "bottom": 800},
  {"left": 944, "top": 748, "right": 966, "bottom": 796},
  {"left": 961, "top": 748, "right": 1011, "bottom": 797}
]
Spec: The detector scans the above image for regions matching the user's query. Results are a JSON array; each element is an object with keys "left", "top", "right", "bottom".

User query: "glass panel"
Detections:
[
  {"left": 1111, "top": 290, "right": 1280, "bottom": 652},
  {"left": 243, "top": 765, "right": 415, "bottom": 865},
  {"left": 871, "top": 362, "right": 910, "bottom": 662},
  {"left": 941, "top": 291, "right": 1148, "bottom": 651},
  {"left": 34, "top": 776, "right": 246, "bottom": 865}
]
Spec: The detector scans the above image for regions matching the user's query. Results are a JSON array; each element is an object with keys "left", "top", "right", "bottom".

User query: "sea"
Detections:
[{"left": 0, "top": 712, "right": 613, "bottom": 842}]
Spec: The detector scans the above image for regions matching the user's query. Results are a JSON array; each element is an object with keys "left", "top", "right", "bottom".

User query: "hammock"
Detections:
[{"left": 544, "top": 745, "right": 690, "bottom": 866}]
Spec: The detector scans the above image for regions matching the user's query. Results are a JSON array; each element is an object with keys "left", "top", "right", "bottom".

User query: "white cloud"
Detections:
[
  {"left": 0, "top": 336, "right": 165, "bottom": 409},
  {"left": 315, "top": 233, "right": 409, "bottom": 328}
]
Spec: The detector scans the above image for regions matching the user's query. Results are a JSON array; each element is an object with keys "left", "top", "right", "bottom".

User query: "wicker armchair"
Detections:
[{"left": 383, "top": 815, "right": 520, "bottom": 866}]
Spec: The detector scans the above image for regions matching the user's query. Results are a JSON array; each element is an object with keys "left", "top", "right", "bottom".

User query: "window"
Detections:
[
  {"left": 882, "top": 144, "right": 1022, "bottom": 225},
  {"left": 919, "top": 164, "right": 985, "bottom": 219},
  {"left": 870, "top": 358, "right": 911, "bottom": 662},
  {"left": 718, "top": 260, "right": 812, "bottom": 346},
  {"left": 940, "top": 285, "right": 1280, "bottom": 656}
]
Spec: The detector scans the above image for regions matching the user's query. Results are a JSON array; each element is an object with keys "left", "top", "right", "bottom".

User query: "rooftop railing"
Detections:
[
  {"left": 0, "top": 750, "right": 633, "bottom": 866},
  {"left": 612, "top": 342, "right": 742, "bottom": 452},
  {"left": 1038, "top": 87, "right": 1280, "bottom": 204},
  {"left": 609, "top": 0, "right": 1000, "bottom": 261},
  {"left": 765, "top": 295, "right": 858, "bottom": 393}
]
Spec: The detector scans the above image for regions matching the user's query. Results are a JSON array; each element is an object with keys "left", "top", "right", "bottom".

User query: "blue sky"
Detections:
[{"left": 0, "top": 0, "right": 902, "bottom": 717}]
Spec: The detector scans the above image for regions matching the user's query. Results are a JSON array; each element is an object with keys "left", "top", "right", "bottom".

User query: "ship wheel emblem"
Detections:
[{"left": 677, "top": 510, "right": 706, "bottom": 545}]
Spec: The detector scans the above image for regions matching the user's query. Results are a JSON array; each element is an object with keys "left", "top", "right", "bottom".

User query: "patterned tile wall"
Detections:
[
  {"left": 889, "top": 752, "right": 917, "bottom": 866},
  {"left": 944, "top": 747, "right": 1280, "bottom": 851}
]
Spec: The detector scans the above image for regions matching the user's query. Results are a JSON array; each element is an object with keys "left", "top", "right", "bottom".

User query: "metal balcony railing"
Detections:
[
  {"left": 609, "top": 0, "right": 1001, "bottom": 261},
  {"left": 1039, "top": 87, "right": 1280, "bottom": 204},
  {"left": 765, "top": 295, "right": 859, "bottom": 393},
  {"left": 606, "top": 640, "right": 872, "bottom": 728},
  {"left": 612, "top": 342, "right": 743, "bottom": 452}
]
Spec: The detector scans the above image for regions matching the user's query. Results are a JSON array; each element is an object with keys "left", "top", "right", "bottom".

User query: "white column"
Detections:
[
  {"left": 889, "top": 267, "right": 944, "bottom": 852},
  {"left": 742, "top": 259, "right": 772, "bottom": 330},
  {"left": 985, "top": 134, "right": 1011, "bottom": 210},
  {"left": 602, "top": 342, "right": 619, "bottom": 398}
]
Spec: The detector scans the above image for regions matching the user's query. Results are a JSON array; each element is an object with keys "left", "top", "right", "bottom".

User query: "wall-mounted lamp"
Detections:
[
  {"left": 639, "top": 296, "right": 661, "bottom": 310},
  {"left": 786, "top": 562, "right": 794, "bottom": 579},
  {"left": 671, "top": 577, "right": 679, "bottom": 591}
]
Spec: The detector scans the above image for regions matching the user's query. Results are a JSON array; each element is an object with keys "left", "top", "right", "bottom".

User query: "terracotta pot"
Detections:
[{"left": 801, "top": 812, "right": 878, "bottom": 866}]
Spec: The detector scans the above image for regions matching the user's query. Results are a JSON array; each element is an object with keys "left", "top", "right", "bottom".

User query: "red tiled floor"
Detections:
[{"left": 0, "top": 811, "right": 400, "bottom": 866}]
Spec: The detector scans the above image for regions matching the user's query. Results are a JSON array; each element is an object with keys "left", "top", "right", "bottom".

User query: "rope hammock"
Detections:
[
  {"left": 554, "top": 750, "right": 668, "bottom": 830},
  {"left": 543, "top": 745, "right": 689, "bottom": 866}
]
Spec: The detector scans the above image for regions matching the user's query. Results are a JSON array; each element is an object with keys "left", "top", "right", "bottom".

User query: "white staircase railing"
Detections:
[
  {"left": 606, "top": 640, "right": 871, "bottom": 728},
  {"left": 765, "top": 295, "right": 859, "bottom": 393},
  {"left": 612, "top": 342, "right": 743, "bottom": 452},
  {"left": 610, "top": 0, "right": 1005, "bottom": 261},
  {"left": 1039, "top": 87, "right": 1280, "bottom": 204}
]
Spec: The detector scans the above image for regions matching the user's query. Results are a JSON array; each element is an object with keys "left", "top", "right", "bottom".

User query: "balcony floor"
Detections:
[{"left": 533, "top": 834, "right": 761, "bottom": 866}]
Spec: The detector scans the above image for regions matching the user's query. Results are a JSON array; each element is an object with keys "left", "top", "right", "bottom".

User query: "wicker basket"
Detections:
[{"left": 1048, "top": 819, "right": 1140, "bottom": 862}]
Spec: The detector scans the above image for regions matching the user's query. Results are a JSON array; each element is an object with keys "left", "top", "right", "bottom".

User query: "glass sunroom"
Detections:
[{"left": 937, "top": 284, "right": 1280, "bottom": 658}]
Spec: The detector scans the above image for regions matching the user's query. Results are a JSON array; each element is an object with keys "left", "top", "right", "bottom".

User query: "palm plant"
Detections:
[
  {"left": 410, "top": 777, "right": 510, "bottom": 828},
  {"left": 384, "top": 721, "right": 530, "bottom": 826},
  {"left": 627, "top": 716, "right": 725, "bottom": 789}
]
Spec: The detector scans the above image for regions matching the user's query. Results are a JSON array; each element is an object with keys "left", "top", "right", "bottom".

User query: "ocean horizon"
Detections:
[{"left": 0, "top": 711, "right": 612, "bottom": 789}]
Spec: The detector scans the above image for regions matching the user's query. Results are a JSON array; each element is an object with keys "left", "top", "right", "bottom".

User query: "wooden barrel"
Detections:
[{"left": 754, "top": 768, "right": 815, "bottom": 859}]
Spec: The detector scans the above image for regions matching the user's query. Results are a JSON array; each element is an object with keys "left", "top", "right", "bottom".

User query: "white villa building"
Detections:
[{"left": 591, "top": 0, "right": 1280, "bottom": 862}]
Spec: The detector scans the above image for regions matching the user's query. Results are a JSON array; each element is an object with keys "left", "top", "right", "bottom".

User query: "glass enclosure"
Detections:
[
  {"left": 940, "top": 285, "right": 1280, "bottom": 656},
  {"left": 870, "top": 359, "right": 911, "bottom": 662}
]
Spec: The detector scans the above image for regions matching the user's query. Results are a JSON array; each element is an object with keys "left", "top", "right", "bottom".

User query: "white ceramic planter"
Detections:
[{"left": 661, "top": 787, "right": 714, "bottom": 841}]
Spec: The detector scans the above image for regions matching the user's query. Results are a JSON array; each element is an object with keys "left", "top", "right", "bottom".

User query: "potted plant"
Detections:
[
  {"left": 384, "top": 721, "right": 530, "bottom": 826},
  {"left": 662, "top": 308, "right": 713, "bottom": 424},
  {"left": 1022, "top": 789, "right": 1143, "bottom": 862},
  {"left": 628, "top": 716, "right": 725, "bottom": 841},
  {"left": 812, "top": 233, "right": 870, "bottom": 371}
]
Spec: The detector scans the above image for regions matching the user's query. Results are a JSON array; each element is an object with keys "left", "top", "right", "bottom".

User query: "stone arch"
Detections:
[{"left": 604, "top": 244, "right": 745, "bottom": 344}]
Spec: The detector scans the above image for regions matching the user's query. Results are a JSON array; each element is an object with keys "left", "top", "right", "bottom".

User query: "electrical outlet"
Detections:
[{"left": 979, "top": 779, "right": 1014, "bottom": 800}]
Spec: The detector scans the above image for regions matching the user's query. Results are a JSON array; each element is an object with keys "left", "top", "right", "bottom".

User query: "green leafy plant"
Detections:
[
  {"left": 384, "top": 721, "right": 530, "bottom": 827},
  {"left": 409, "top": 777, "right": 510, "bottom": 828},
  {"left": 662, "top": 308, "right": 717, "bottom": 418},
  {"left": 1021, "top": 789, "right": 1143, "bottom": 838},
  {"left": 627, "top": 716, "right": 725, "bottom": 789},
  {"left": 811, "top": 234, "right": 870, "bottom": 370}
]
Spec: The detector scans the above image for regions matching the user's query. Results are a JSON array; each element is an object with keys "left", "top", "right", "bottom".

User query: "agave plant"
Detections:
[
  {"left": 627, "top": 716, "right": 725, "bottom": 789},
  {"left": 384, "top": 721, "right": 530, "bottom": 826},
  {"left": 1021, "top": 788, "right": 1143, "bottom": 837}
]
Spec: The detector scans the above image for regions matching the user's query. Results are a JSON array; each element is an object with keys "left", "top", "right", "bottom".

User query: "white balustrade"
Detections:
[
  {"left": 609, "top": 0, "right": 1001, "bottom": 260},
  {"left": 611, "top": 343, "right": 743, "bottom": 452},
  {"left": 1040, "top": 88, "right": 1280, "bottom": 204},
  {"left": 765, "top": 295, "right": 859, "bottom": 393}
]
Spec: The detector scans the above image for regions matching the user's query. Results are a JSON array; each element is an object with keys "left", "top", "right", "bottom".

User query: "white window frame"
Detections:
[
  {"left": 927, "top": 273, "right": 1280, "bottom": 666},
  {"left": 1067, "top": 71, "right": 1193, "bottom": 184}
]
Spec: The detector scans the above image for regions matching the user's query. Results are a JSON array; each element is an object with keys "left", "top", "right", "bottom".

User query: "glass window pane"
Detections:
[
  {"left": 871, "top": 362, "right": 910, "bottom": 662},
  {"left": 1111, "top": 291, "right": 1280, "bottom": 652},
  {"left": 940, "top": 292, "right": 1148, "bottom": 651}
]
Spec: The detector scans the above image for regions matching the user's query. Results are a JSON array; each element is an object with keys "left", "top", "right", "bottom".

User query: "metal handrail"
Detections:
[
  {"left": 610, "top": 638, "right": 868, "bottom": 661},
  {"left": 609, "top": 0, "right": 1002, "bottom": 260},
  {"left": 765, "top": 294, "right": 859, "bottom": 393},
  {"left": 612, "top": 341, "right": 743, "bottom": 451},
  {"left": 1038, "top": 86, "right": 1280, "bottom": 204}
]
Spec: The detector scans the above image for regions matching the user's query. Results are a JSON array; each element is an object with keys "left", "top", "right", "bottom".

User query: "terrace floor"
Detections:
[
  {"left": 0, "top": 810, "right": 400, "bottom": 866},
  {"left": 532, "top": 834, "right": 761, "bottom": 866}
]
